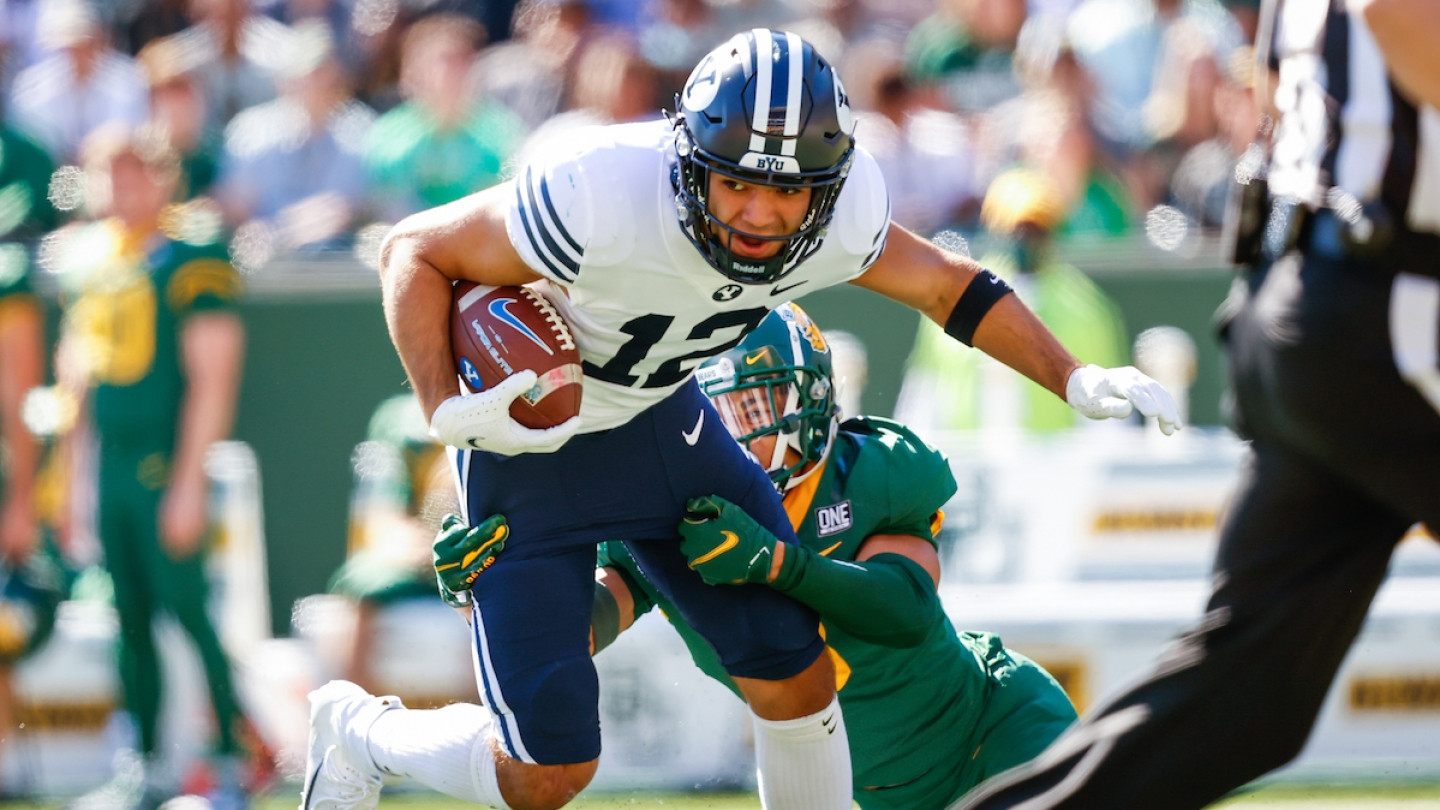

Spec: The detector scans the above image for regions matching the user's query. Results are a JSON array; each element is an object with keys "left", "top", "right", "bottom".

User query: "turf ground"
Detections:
[{"left": 226, "top": 782, "right": 1440, "bottom": 810}]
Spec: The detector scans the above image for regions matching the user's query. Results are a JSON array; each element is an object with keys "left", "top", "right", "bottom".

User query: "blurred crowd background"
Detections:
[{"left": 0, "top": 0, "right": 1262, "bottom": 272}]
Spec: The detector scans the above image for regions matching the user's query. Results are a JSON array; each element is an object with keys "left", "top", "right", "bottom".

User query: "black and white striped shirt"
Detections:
[{"left": 1269, "top": 0, "right": 1440, "bottom": 235}]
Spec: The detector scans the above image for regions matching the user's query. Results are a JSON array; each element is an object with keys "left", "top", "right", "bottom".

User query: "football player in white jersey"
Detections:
[{"left": 299, "top": 29, "right": 1181, "bottom": 810}]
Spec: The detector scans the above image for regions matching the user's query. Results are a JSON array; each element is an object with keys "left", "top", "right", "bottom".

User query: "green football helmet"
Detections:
[
  {"left": 0, "top": 553, "right": 64, "bottom": 664},
  {"left": 694, "top": 302, "right": 838, "bottom": 490}
]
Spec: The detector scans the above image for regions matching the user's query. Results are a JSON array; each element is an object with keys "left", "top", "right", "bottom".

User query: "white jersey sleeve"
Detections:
[
  {"left": 505, "top": 128, "right": 629, "bottom": 284},
  {"left": 834, "top": 147, "right": 892, "bottom": 272}
]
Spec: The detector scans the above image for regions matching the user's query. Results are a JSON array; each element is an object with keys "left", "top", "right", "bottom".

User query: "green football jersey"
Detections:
[
  {"left": 59, "top": 221, "right": 242, "bottom": 446},
  {"left": 600, "top": 417, "right": 1071, "bottom": 809}
]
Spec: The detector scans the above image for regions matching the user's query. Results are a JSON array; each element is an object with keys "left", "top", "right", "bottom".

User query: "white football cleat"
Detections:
[{"left": 299, "top": 681, "right": 403, "bottom": 810}]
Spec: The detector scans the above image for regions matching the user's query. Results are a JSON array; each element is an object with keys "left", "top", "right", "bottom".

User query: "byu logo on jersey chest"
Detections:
[
  {"left": 815, "top": 501, "right": 853, "bottom": 537},
  {"left": 713, "top": 284, "right": 743, "bottom": 301}
]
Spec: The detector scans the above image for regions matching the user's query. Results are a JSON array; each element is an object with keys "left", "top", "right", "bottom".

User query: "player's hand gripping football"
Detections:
[
  {"left": 428, "top": 371, "right": 581, "bottom": 455},
  {"left": 678, "top": 495, "right": 793, "bottom": 587},
  {"left": 433, "top": 513, "right": 509, "bottom": 608},
  {"left": 1065, "top": 364, "right": 1183, "bottom": 436}
]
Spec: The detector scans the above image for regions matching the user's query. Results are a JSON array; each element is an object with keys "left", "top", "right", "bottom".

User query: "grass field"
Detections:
[{"left": 223, "top": 783, "right": 1440, "bottom": 810}]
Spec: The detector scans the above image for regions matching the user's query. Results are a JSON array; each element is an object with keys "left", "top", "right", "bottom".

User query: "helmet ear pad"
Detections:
[{"left": 671, "top": 29, "right": 856, "bottom": 285}]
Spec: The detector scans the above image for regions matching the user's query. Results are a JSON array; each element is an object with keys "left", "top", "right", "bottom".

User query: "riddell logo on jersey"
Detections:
[{"left": 815, "top": 501, "right": 853, "bottom": 537}]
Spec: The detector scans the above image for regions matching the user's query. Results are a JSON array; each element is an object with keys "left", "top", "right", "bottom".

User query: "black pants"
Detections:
[{"left": 955, "top": 251, "right": 1440, "bottom": 809}]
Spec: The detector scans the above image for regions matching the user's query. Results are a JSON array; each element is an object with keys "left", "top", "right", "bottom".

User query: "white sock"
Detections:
[
  {"left": 366, "top": 702, "right": 511, "bottom": 809},
  {"left": 752, "top": 696, "right": 852, "bottom": 810}
]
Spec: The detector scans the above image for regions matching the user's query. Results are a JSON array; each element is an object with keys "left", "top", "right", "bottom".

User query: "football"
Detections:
[{"left": 450, "top": 281, "right": 582, "bottom": 429}]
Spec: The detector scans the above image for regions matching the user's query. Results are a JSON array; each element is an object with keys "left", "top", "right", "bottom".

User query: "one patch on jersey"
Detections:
[{"left": 814, "top": 500, "right": 853, "bottom": 537}]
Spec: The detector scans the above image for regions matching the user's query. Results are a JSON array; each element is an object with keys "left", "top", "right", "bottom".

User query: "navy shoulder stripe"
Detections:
[{"left": 516, "top": 166, "right": 584, "bottom": 281}]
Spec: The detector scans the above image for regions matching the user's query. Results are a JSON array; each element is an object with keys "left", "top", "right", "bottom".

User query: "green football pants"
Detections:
[{"left": 97, "top": 444, "right": 241, "bottom": 755}]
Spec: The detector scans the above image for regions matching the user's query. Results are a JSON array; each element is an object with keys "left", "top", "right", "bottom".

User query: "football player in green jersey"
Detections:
[
  {"left": 56, "top": 124, "right": 252, "bottom": 810},
  {"left": 436, "top": 303, "right": 1077, "bottom": 810}
]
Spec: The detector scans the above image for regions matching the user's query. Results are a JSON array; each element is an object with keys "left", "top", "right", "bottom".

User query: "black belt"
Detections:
[{"left": 1265, "top": 198, "right": 1440, "bottom": 278}]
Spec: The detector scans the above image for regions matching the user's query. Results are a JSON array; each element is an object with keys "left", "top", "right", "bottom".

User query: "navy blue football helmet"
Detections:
[{"left": 673, "top": 29, "right": 856, "bottom": 285}]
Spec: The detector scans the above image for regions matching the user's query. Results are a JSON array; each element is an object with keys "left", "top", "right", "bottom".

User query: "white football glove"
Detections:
[
  {"left": 429, "top": 371, "right": 581, "bottom": 455},
  {"left": 1065, "top": 364, "right": 1183, "bottom": 436}
]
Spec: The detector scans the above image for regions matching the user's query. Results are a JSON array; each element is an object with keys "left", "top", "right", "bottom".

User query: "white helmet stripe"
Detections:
[
  {"left": 749, "top": 29, "right": 773, "bottom": 154},
  {"left": 781, "top": 31, "right": 802, "bottom": 156}
]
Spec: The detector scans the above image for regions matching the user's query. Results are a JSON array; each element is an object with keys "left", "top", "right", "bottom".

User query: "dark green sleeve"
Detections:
[
  {"left": 775, "top": 549, "right": 942, "bottom": 648},
  {"left": 596, "top": 541, "right": 656, "bottom": 623}
]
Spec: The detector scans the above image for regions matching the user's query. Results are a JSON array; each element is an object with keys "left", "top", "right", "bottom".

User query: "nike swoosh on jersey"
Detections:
[
  {"left": 682, "top": 410, "right": 705, "bottom": 445},
  {"left": 770, "top": 279, "right": 810, "bottom": 296},
  {"left": 818, "top": 540, "right": 843, "bottom": 557},
  {"left": 690, "top": 531, "right": 740, "bottom": 566}
]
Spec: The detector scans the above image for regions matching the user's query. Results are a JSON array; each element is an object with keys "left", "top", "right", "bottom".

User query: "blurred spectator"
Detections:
[
  {"left": 1016, "top": 88, "right": 1136, "bottom": 237},
  {"left": 636, "top": 0, "right": 725, "bottom": 91},
  {"left": 328, "top": 393, "right": 457, "bottom": 691},
  {"left": 6, "top": 0, "right": 147, "bottom": 164},
  {"left": 168, "top": 0, "right": 286, "bottom": 129},
  {"left": 363, "top": 13, "right": 523, "bottom": 222},
  {"left": 1168, "top": 46, "right": 1258, "bottom": 228},
  {"left": 905, "top": 0, "right": 1027, "bottom": 119},
  {"left": 138, "top": 36, "right": 224, "bottom": 198},
  {"left": 472, "top": 0, "right": 589, "bottom": 129},
  {"left": 1, "top": 0, "right": 43, "bottom": 93},
  {"left": 55, "top": 122, "right": 252, "bottom": 810},
  {"left": 847, "top": 38, "right": 978, "bottom": 236},
  {"left": 115, "top": 0, "right": 193, "bottom": 55},
  {"left": 215, "top": 21, "right": 374, "bottom": 254},
  {"left": 1062, "top": 0, "right": 1241, "bottom": 156},
  {"left": 896, "top": 168, "right": 1127, "bottom": 433},
  {"left": 262, "top": 0, "right": 367, "bottom": 83},
  {"left": 516, "top": 32, "right": 660, "bottom": 163}
]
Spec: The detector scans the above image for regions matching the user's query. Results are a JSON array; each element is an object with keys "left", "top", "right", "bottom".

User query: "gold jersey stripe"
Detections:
[{"left": 166, "top": 258, "right": 241, "bottom": 310}]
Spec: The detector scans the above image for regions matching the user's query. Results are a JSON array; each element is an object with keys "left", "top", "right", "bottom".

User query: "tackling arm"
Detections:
[{"left": 678, "top": 496, "right": 944, "bottom": 648}]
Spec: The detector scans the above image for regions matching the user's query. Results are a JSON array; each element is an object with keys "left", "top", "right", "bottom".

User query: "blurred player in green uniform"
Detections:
[
  {"left": 56, "top": 124, "right": 250, "bottom": 810},
  {"left": 437, "top": 303, "right": 1077, "bottom": 810},
  {"left": 328, "top": 393, "right": 459, "bottom": 691},
  {"left": 0, "top": 119, "right": 64, "bottom": 799}
]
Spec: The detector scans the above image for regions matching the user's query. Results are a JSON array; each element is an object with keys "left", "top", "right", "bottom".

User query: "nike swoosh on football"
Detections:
[
  {"left": 682, "top": 410, "right": 705, "bottom": 445},
  {"left": 770, "top": 279, "right": 809, "bottom": 296},
  {"left": 690, "top": 530, "right": 740, "bottom": 566}
]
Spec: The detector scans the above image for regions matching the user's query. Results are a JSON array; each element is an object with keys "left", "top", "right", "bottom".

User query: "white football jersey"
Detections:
[{"left": 504, "top": 118, "right": 891, "bottom": 432}]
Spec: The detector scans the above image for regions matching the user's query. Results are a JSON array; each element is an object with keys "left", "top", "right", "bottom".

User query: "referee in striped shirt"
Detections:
[{"left": 953, "top": 1, "right": 1440, "bottom": 807}]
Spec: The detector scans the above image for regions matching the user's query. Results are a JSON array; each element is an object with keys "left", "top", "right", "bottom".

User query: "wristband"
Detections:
[{"left": 943, "top": 270, "right": 1014, "bottom": 346}]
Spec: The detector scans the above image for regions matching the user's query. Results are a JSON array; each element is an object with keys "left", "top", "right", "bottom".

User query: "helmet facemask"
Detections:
[
  {"left": 695, "top": 301, "right": 840, "bottom": 490},
  {"left": 671, "top": 29, "right": 857, "bottom": 285}
]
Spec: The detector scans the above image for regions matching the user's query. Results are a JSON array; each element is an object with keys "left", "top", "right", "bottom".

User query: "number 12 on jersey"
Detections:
[{"left": 583, "top": 308, "right": 768, "bottom": 388}]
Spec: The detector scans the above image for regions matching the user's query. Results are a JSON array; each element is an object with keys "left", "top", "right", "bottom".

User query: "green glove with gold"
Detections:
[
  {"left": 433, "top": 513, "right": 509, "bottom": 608},
  {"left": 677, "top": 495, "right": 802, "bottom": 587}
]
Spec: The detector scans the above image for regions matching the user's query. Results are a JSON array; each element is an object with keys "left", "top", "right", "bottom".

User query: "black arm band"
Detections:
[{"left": 943, "top": 270, "right": 1014, "bottom": 346}]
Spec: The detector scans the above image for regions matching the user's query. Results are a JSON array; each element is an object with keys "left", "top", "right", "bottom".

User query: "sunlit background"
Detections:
[{"left": 1, "top": 0, "right": 1438, "bottom": 805}]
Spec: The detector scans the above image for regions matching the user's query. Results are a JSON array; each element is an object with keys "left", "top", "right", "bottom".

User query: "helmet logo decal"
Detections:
[
  {"left": 682, "top": 52, "right": 721, "bottom": 112},
  {"left": 745, "top": 348, "right": 771, "bottom": 365},
  {"left": 833, "top": 75, "right": 854, "bottom": 136}
]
